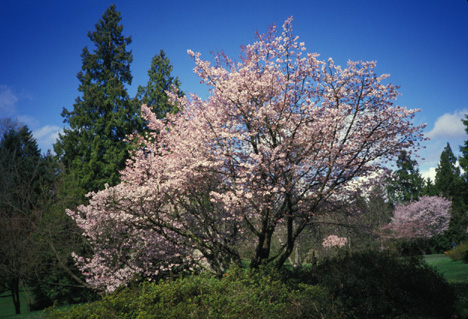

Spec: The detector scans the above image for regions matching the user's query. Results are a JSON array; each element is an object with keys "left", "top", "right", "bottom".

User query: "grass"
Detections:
[
  {"left": 0, "top": 288, "right": 44, "bottom": 318},
  {"left": 425, "top": 254, "right": 468, "bottom": 318},
  {"left": 425, "top": 254, "right": 468, "bottom": 283}
]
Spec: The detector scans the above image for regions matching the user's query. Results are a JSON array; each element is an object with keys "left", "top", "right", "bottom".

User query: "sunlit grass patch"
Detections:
[{"left": 425, "top": 254, "right": 468, "bottom": 284}]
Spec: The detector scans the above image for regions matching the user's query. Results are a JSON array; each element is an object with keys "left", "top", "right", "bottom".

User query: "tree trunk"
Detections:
[
  {"left": 250, "top": 229, "right": 273, "bottom": 268},
  {"left": 276, "top": 216, "right": 295, "bottom": 268},
  {"left": 11, "top": 277, "right": 21, "bottom": 314}
]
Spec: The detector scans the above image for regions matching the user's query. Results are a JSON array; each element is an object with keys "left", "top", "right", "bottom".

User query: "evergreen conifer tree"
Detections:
[
  {"left": 435, "top": 143, "right": 462, "bottom": 198},
  {"left": 434, "top": 143, "right": 467, "bottom": 242},
  {"left": 136, "top": 49, "right": 184, "bottom": 119},
  {"left": 460, "top": 114, "right": 468, "bottom": 175},
  {"left": 459, "top": 113, "right": 468, "bottom": 205},
  {"left": 423, "top": 178, "right": 438, "bottom": 196},
  {"left": 54, "top": 4, "right": 143, "bottom": 197},
  {"left": 387, "top": 151, "right": 425, "bottom": 204}
]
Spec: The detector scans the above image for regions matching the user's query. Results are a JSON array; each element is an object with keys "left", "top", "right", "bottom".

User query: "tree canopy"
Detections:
[{"left": 67, "top": 17, "right": 425, "bottom": 292}]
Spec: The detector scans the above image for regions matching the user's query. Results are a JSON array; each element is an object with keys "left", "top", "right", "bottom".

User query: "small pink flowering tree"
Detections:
[
  {"left": 68, "top": 17, "right": 425, "bottom": 292},
  {"left": 322, "top": 235, "right": 348, "bottom": 249},
  {"left": 383, "top": 195, "right": 451, "bottom": 239}
]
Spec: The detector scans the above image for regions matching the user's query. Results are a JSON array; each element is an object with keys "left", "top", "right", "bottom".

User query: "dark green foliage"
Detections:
[
  {"left": 0, "top": 124, "right": 43, "bottom": 210},
  {"left": 435, "top": 143, "right": 463, "bottom": 198},
  {"left": 28, "top": 256, "right": 99, "bottom": 311},
  {"left": 54, "top": 4, "right": 144, "bottom": 197},
  {"left": 48, "top": 6, "right": 144, "bottom": 305},
  {"left": 45, "top": 253, "right": 461, "bottom": 319},
  {"left": 27, "top": 173, "right": 98, "bottom": 311},
  {"left": 136, "top": 49, "right": 184, "bottom": 119},
  {"left": 0, "top": 121, "right": 97, "bottom": 312},
  {"left": 353, "top": 184, "right": 393, "bottom": 250},
  {"left": 459, "top": 113, "right": 468, "bottom": 206},
  {"left": 315, "top": 250, "right": 457, "bottom": 319},
  {"left": 447, "top": 242, "right": 468, "bottom": 262},
  {"left": 0, "top": 121, "right": 53, "bottom": 314},
  {"left": 434, "top": 143, "right": 468, "bottom": 242},
  {"left": 460, "top": 113, "right": 468, "bottom": 173},
  {"left": 387, "top": 151, "right": 425, "bottom": 204},
  {"left": 45, "top": 266, "right": 336, "bottom": 319},
  {"left": 423, "top": 177, "right": 439, "bottom": 196}
]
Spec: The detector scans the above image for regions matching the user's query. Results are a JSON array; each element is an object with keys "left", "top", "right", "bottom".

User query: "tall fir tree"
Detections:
[
  {"left": 136, "top": 49, "right": 184, "bottom": 119},
  {"left": 387, "top": 151, "right": 425, "bottom": 204},
  {"left": 435, "top": 143, "right": 462, "bottom": 198},
  {"left": 54, "top": 4, "right": 143, "bottom": 198},
  {"left": 434, "top": 143, "right": 467, "bottom": 242},
  {"left": 459, "top": 113, "right": 468, "bottom": 205}
]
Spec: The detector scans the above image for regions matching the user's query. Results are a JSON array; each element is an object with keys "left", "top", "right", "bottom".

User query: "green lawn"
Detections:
[
  {"left": 0, "top": 289, "right": 43, "bottom": 318},
  {"left": 425, "top": 254, "right": 468, "bottom": 318},
  {"left": 425, "top": 254, "right": 468, "bottom": 284}
]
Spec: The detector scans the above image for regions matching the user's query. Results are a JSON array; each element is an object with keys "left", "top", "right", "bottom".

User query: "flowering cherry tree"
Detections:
[
  {"left": 383, "top": 196, "right": 451, "bottom": 239},
  {"left": 68, "top": 17, "right": 425, "bottom": 292},
  {"left": 322, "top": 235, "right": 348, "bottom": 249}
]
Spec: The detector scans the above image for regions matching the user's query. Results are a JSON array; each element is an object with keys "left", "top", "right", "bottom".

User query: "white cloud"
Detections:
[
  {"left": 33, "top": 125, "right": 62, "bottom": 153},
  {"left": 419, "top": 161, "right": 465, "bottom": 183},
  {"left": 426, "top": 110, "right": 467, "bottom": 139},
  {"left": 0, "top": 85, "right": 18, "bottom": 116},
  {"left": 420, "top": 166, "right": 436, "bottom": 182}
]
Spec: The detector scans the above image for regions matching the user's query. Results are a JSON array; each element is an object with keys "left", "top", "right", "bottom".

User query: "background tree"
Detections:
[
  {"left": 423, "top": 177, "right": 438, "bottom": 196},
  {"left": 136, "top": 49, "right": 184, "bottom": 119},
  {"left": 435, "top": 143, "right": 462, "bottom": 197},
  {"left": 0, "top": 120, "right": 49, "bottom": 314},
  {"left": 37, "top": 4, "right": 141, "bottom": 307},
  {"left": 54, "top": 4, "right": 143, "bottom": 199},
  {"left": 27, "top": 155, "right": 98, "bottom": 311},
  {"left": 347, "top": 183, "right": 393, "bottom": 251},
  {"left": 382, "top": 196, "right": 451, "bottom": 241},
  {"left": 434, "top": 143, "right": 467, "bottom": 243},
  {"left": 386, "top": 151, "right": 425, "bottom": 204},
  {"left": 458, "top": 113, "right": 468, "bottom": 206},
  {"left": 67, "top": 18, "right": 425, "bottom": 292}
]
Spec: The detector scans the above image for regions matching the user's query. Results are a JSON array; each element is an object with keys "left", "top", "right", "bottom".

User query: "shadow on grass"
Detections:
[
  {"left": 0, "top": 289, "right": 44, "bottom": 319},
  {"left": 425, "top": 254, "right": 468, "bottom": 318}
]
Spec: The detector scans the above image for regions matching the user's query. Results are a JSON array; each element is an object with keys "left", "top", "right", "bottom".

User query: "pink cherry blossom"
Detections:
[
  {"left": 68, "top": 17, "right": 426, "bottom": 292},
  {"left": 383, "top": 195, "right": 451, "bottom": 239},
  {"left": 322, "top": 235, "right": 348, "bottom": 249}
]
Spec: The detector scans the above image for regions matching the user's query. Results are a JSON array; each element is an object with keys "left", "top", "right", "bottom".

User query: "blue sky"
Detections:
[{"left": 1, "top": 0, "right": 467, "bottom": 180}]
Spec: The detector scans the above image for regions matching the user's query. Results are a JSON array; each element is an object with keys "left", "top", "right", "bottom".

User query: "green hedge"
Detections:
[
  {"left": 314, "top": 250, "right": 457, "bottom": 318},
  {"left": 44, "top": 266, "right": 335, "bottom": 319},
  {"left": 45, "top": 251, "right": 459, "bottom": 318}
]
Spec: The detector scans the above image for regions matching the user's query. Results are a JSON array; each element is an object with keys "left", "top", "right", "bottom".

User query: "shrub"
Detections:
[
  {"left": 29, "top": 272, "right": 99, "bottom": 311},
  {"left": 45, "top": 265, "right": 335, "bottom": 318},
  {"left": 314, "top": 250, "right": 457, "bottom": 319},
  {"left": 446, "top": 242, "right": 468, "bottom": 261}
]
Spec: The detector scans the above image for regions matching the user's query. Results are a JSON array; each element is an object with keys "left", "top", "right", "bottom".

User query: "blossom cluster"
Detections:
[
  {"left": 322, "top": 235, "right": 348, "bottom": 249},
  {"left": 67, "top": 17, "right": 426, "bottom": 292},
  {"left": 383, "top": 196, "right": 451, "bottom": 239}
]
